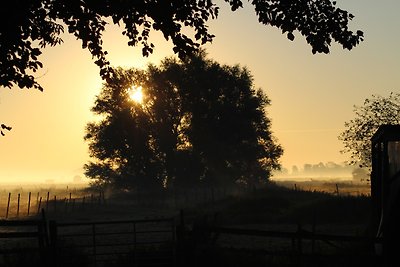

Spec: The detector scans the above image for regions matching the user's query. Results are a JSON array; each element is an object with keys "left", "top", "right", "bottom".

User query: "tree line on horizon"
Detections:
[{"left": 274, "top": 161, "right": 369, "bottom": 181}]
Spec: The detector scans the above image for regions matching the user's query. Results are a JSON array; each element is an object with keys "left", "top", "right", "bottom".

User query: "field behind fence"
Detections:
[
  {"left": 0, "top": 184, "right": 104, "bottom": 219},
  {"left": 0, "top": 179, "right": 372, "bottom": 220}
]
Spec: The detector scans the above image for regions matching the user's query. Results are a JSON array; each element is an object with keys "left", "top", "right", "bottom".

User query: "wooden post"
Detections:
[
  {"left": 27, "top": 192, "right": 31, "bottom": 216},
  {"left": 54, "top": 195, "right": 57, "bottom": 213},
  {"left": 64, "top": 197, "right": 68, "bottom": 213},
  {"left": 37, "top": 197, "right": 42, "bottom": 214},
  {"left": 17, "top": 193, "right": 20, "bottom": 217},
  {"left": 6, "top": 192, "right": 11, "bottom": 219},
  {"left": 46, "top": 192, "right": 50, "bottom": 211}
]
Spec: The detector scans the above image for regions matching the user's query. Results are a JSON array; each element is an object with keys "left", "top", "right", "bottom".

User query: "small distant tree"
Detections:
[
  {"left": 339, "top": 92, "right": 400, "bottom": 168},
  {"left": 84, "top": 52, "right": 283, "bottom": 191}
]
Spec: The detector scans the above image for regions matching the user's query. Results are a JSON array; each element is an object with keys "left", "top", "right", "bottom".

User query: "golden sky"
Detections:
[{"left": 1, "top": 0, "right": 399, "bottom": 183}]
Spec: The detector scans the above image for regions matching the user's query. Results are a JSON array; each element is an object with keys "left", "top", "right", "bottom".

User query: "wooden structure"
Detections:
[{"left": 371, "top": 124, "right": 400, "bottom": 262}]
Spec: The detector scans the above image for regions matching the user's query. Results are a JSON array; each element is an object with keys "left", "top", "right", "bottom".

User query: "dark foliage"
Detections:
[
  {"left": 339, "top": 92, "right": 400, "bottom": 168},
  {"left": 0, "top": 0, "right": 364, "bottom": 92},
  {"left": 0, "top": 123, "right": 12, "bottom": 136},
  {"left": 84, "top": 52, "right": 283, "bottom": 192}
]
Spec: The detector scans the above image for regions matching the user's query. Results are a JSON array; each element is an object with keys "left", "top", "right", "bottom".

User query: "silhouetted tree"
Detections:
[
  {"left": 84, "top": 52, "right": 283, "bottom": 191},
  {"left": 0, "top": 0, "right": 364, "bottom": 134},
  {"left": 1, "top": 0, "right": 364, "bottom": 92},
  {"left": 339, "top": 92, "right": 400, "bottom": 168}
]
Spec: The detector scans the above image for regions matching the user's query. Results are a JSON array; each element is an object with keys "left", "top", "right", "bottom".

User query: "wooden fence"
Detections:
[
  {"left": 0, "top": 191, "right": 106, "bottom": 219},
  {"left": 0, "top": 213, "right": 176, "bottom": 267},
  {"left": 49, "top": 218, "right": 176, "bottom": 267},
  {"left": 0, "top": 211, "right": 49, "bottom": 266},
  {"left": 0, "top": 210, "right": 383, "bottom": 267},
  {"left": 182, "top": 224, "right": 382, "bottom": 267}
]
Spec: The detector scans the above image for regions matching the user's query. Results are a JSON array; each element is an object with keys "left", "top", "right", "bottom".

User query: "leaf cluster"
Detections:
[
  {"left": 1, "top": 124, "right": 12, "bottom": 136},
  {"left": 339, "top": 92, "right": 400, "bottom": 168},
  {"left": 0, "top": 0, "right": 363, "bottom": 92}
]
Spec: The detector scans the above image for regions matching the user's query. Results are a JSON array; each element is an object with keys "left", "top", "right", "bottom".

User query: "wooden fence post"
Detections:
[
  {"left": 54, "top": 195, "right": 57, "bottom": 213},
  {"left": 46, "top": 191, "right": 50, "bottom": 211},
  {"left": 37, "top": 197, "right": 42, "bottom": 214},
  {"left": 17, "top": 193, "right": 20, "bottom": 217},
  {"left": 27, "top": 192, "right": 31, "bottom": 216},
  {"left": 6, "top": 192, "right": 11, "bottom": 219}
]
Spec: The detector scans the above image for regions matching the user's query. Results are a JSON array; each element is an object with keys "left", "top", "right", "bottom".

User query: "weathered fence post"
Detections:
[
  {"left": 27, "top": 192, "right": 31, "bottom": 216},
  {"left": 37, "top": 197, "right": 42, "bottom": 214},
  {"left": 6, "top": 192, "right": 11, "bottom": 218},
  {"left": 54, "top": 195, "right": 57, "bottom": 213},
  {"left": 46, "top": 191, "right": 50, "bottom": 211},
  {"left": 17, "top": 193, "right": 20, "bottom": 217}
]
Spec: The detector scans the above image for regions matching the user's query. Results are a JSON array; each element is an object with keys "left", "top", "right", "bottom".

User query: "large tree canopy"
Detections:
[
  {"left": 339, "top": 92, "right": 400, "bottom": 168},
  {"left": 84, "top": 52, "right": 283, "bottom": 191},
  {"left": 1, "top": 0, "right": 364, "bottom": 92}
]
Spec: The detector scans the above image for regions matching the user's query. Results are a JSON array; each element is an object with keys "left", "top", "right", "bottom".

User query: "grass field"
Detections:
[{"left": 0, "top": 179, "right": 376, "bottom": 267}]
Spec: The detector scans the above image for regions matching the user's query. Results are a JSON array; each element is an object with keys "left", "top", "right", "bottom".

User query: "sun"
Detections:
[{"left": 128, "top": 85, "right": 144, "bottom": 104}]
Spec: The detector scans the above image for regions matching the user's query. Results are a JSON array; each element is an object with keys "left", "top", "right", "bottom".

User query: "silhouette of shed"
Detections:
[{"left": 371, "top": 124, "right": 400, "bottom": 261}]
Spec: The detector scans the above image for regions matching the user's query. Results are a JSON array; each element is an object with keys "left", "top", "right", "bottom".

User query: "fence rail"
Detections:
[
  {"left": 50, "top": 217, "right": 176, "bottom": 267},
  {"left": 0, "top": 210, "right": 383, "bottom": 267}
]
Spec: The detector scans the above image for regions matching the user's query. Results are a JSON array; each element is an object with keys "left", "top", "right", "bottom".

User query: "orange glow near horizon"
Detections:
[{"left": 0, "top": 1, "right": 399, "bottom": 184}]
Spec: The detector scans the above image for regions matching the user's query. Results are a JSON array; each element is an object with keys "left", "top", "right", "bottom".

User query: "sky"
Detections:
[{"left": 1, "top": 0, "right": 400, "bottom": 184}]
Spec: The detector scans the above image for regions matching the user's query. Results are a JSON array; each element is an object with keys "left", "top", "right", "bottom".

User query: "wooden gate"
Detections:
[
  {"left": 49, "top": 218, "right": 176, "bottom": 267},
  {"left": 0, "top": 215, "right": 48, "bottom": 266}
]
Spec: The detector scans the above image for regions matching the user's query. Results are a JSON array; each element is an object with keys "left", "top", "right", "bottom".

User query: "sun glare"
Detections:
[{"left": 129, "top": 86, "right": 144, "bottom": 104}]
